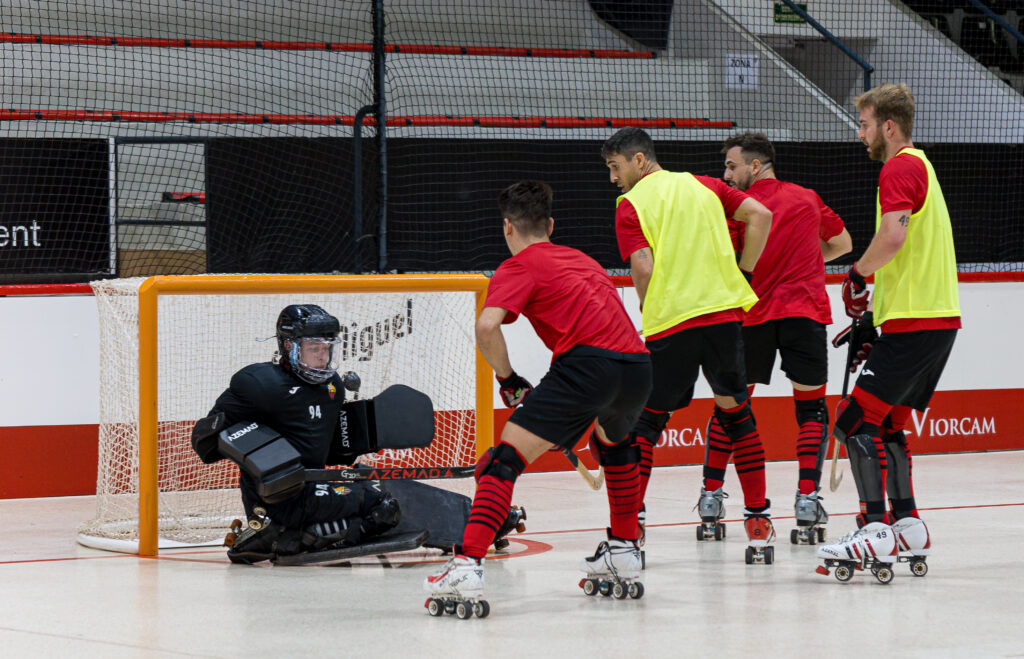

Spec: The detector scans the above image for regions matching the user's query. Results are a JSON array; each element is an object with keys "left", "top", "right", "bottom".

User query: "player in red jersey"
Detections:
[
  {"left": 424, "top": 180, "right": 653, "bottom": 614},
  {"left": 605, "top": 127, "right": 777, "bottom": 563},
  {"left": 721, "top": 132, "right": 852, "bottom": 545},
  {"left": 817, "top": 84, "right": 960, "bottom": 577}
]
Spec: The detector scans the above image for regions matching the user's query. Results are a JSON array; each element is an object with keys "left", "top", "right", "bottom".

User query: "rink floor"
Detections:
[{"left": 2, "top": 450, "right": 1023, "bottom": 658}]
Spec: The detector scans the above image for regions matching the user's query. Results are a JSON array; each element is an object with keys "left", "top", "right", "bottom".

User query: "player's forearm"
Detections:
[
  {"left": 821, "top": 228, "right": 853, "bottom": 263},
  {"left": 476, "top": 325, "right": 514, "bottom": 378},
  {"left": 629, "top": 248, "right": 653, "bottom": 306},
  {"left": 856, "top": 212, "right": 908, "bottom": 276},
  {"left": 737, "top": 208, "right": 771, "bottom": 272}
]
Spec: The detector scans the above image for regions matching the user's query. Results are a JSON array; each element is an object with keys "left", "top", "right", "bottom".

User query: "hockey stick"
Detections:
[
  {"left": 829, "top": 320, "right": 858, "bottom": 492},
  {"left": 306, "top": 465, "right": 475, "bottom": 482},
  {"left": 561, "top": 447, "right": 604, "bottom": 491}
]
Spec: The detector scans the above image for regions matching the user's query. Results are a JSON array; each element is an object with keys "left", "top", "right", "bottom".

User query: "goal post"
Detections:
[{"left": 81, "top": 274, "right": 493, "bottom": 556}]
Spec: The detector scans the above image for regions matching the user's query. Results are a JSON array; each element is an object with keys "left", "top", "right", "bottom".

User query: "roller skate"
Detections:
[
  {"left": 815, "top": 521, "right": 898, "bottom": 584},
  {"left": 892, "top": 517, "right": 930, "bottom": 577},
  {"left": 791, "top": 490, "right": 829, "bottom": 545},
  {"left": 694, "top": 487, "right": 728, "bottom": 541},
  {"left": 492, "top": 506, "right": 527, "bottom": 552},
  {"left": 224, "top": 507, "right": 282, "bottom": 565},
  {"left": 579, "top": 530, "right": 644, "bottom": 600},
  {"left": 423, "top": 553, "right": 490, "bottom": 619},
  {"left": 743, "top": 505, "right": 776, "bottom": 565}
]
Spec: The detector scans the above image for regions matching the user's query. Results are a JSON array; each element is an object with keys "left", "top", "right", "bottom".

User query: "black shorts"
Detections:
[
  {"left": 742, "top": 317, "right": 828, "bottom": 386},
  {"left": 508, "top": 347, "right": 652, "bottom": 450},
  {"left": 644, "top": 322, "right": 748, "bottom": 412},
  {"left": 856, "top": 329, "right": 957, "bottom": 411}
]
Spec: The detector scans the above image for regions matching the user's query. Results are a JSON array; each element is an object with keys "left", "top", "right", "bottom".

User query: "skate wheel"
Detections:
[
  {"left": 875, "top": 566, "right": 894, "bottom": 584},
  {"left": 426, "top": 598, "right": 444, "bottom": 617},
  {"left": 641, "top": 550, "right": 646, "bottom": 571},
  {"left": 515, "top": 522, "right": 526, "bottom": 533},
  {"left": 456, "top": 602, "right": 472, "bottom": 619},
  {"left": 808, "top": 530, "right": 817, "bottom": 546},
  {"left": 598, "top": 581, "right": 612, "bottom": 597},
  {"left": 582, "top": 579, "right": 597, "bottom": 596},
  {"left": 696, "top": 525, "right": 705, "bottom": 541},
  {"left": 744, "top": 546, "right": 754, "bottom": 565},
  {"left": 628, "top": 582, "right": 645, "bottom": 599},
  {"left": 834, "top": 565, "right": 853, "bottom": 582},
  {"left": 473, "top": 600, "right": 490, "bottom": 618},
  {"left": 493, "top": 538, "right": 510, "bottom": 551},
  {"left": 911, "top": 559, "right": 928, "bottom": 577},
  {"left": 612, "top": 582, "right": 627, "bottom": 599},
  {"left": 790, "top": 529, "right": 799, "bottom": 545},
  {"left": 764, "top": 546, "right": 774, "bottom": 565},
  {"left": 721, "top": 523, "right": 726, "bottom": 538},
  {"left": 247, "top": 518, "right": 263, "bottom": 531},
  {"left": 713, "top": 524, "right": 723, "bottom": 541},
  {"left": 444, "top": 601, "right": 456, "bottom": 615}
]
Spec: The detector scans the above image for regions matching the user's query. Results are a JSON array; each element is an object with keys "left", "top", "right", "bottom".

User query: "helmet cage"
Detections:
[{"left": 286, "top": 336, "right": 341, "bottom": 384}]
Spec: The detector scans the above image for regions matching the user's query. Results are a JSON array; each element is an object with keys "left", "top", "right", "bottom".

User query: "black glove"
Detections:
[
  {"left": 497, "top": 371, "right": 533, "bottom": 408},
  {"left": 832, "top": 312, "right": 878, "bottom": 373}
]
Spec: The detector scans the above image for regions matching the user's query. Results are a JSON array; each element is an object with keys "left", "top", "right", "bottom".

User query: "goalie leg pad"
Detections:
[
  {"left": 832, "top": 396, "right": 863, "bottom": 443},
  {"left": 273, "top": 530, "right": 429, "bottom": 566},
  {"left": 385, "top": 479, "right": 472, "bottom": 549},
  {"left": 844, "top": 432, "right": 886, "bottom": 519},
  {"left": 474, "top": 442, "right": 527, "bottom": 484}
]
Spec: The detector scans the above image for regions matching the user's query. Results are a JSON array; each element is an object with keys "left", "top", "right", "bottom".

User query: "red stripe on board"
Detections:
[
  {"left": 0, "top": 283, "right": 93, "bottom": 296},
  {"left": 0, "top": 33, "right": 654, "bottom": 58},
  {"left": 0, "top": 109, "right": 732, "bottom": 129}
]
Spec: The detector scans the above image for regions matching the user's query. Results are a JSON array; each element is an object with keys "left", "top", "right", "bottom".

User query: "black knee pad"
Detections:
[
  {"left": 715, "top": 401, "right": 756, "bottom": 441},
  {"left": 592, "top": 432, "right": 641, "bottom": 467},
  {"left": 832, "top": 396, "right": 863, "bottom": 443},
  {"left": 474, "top": 442, "right": 526, "bottom": 483},
  {"left": 844, "top": 433, "right": 885, "bottom": 512},
  {"left": 634, "top": 408, "right": 670, "bottom": 446}
]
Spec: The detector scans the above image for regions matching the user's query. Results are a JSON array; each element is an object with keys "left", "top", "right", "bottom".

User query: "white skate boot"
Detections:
[
  {"left": 423, "top": 555, "right": 489, "bottom": 618},
  {"left": 695, "top": 487, "right": 728, "bottom": 541},
  {"left": 579, "top": 534, "right": 644, "bottom": 599},
  {"left": 743, "top": 506, "right": 776, "bottom": 565},
  {"left": 892, "top": 517, "right": 930, "bottom": 577},
  {"left": 815, "top": 521, "right": 898, "bottom": 584},
  {"left": 791, "top": 490, "right": 829, "bottom": 545}
]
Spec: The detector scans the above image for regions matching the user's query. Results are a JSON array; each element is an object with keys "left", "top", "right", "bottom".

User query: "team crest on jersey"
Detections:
[
  {"left": 331, "top": 484, "right": 350, "bottom": 495},
  {"left": 327, "top": 382, "right": 337, "bottom": 399}
]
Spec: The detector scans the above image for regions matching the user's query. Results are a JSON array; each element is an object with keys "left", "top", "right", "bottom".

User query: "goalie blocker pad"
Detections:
[
  {"left": 329, "top": 384, "right": 435, "bottom": 464},
  {"left": 216, "top": 421, "right": 305, "bottom": 504}
]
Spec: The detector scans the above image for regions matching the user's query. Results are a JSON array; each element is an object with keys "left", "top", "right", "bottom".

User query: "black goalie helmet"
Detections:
[{"left": 276, "top": 304, "right": 342, "bottom": 384}]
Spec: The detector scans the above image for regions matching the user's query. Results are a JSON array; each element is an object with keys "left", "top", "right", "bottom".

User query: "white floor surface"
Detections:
[{"left": 2, "top": 451, "right": 1023, "bottom": 658}]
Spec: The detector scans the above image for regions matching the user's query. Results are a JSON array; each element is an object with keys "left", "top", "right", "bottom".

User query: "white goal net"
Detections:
[{"left": 78, "top": 275, "right": 488, "bottom": 553}]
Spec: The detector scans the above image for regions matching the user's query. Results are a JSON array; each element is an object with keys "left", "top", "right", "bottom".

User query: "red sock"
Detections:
[
  {"left": 703, "top": 415, "right": 731, "bottom": 492},
  {"left": 604, "top": 462, "right": 641, "bottom": 540},
  {"left": 461, "top": 442, "right": 527, "bottom": 558},
  {"left": 719, "top": 402, "right": 766, "bottom": 509},
  {"left": 794, "top": 386, "right": 827, "bottom": 495}
]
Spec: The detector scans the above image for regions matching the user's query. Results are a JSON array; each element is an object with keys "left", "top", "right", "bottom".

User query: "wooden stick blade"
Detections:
[{"left": 828, "top": 437, "right": 844, "bottom": 492}]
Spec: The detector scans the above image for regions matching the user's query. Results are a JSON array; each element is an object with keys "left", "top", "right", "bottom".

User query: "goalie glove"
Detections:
[
  {"left": 841, "top": 263, "right": 870, "bottom": 319},
  {"left": 832, "top": 312, "right": 878, "bottom": 373},
  {"left": 497, "top": 371, "right": 533, "bottom": 408}
]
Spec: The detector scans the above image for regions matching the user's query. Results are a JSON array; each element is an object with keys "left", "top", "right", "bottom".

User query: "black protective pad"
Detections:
[
  {"left": 217, "top": 421, "right": 305, "bottom": 503},
  {"left": 331, "top": 385, "right": 435, "bottom": 463},
  {"left": 273, "top": 530, "right": 429, "bottom": 566},
  {"left": 191, "top": 412, "right": 227, "bottom": 464},
  {"left": 385, "top": 479, "right": 471, "bottom": 550}
]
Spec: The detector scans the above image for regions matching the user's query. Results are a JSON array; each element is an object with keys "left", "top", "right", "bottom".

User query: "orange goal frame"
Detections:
[{"left": 136, "top": 274, "right": 492, "bottom": 556}]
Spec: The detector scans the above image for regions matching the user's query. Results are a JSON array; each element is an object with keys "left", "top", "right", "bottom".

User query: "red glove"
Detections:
[
  {"left": 496, "top": 371, "right": 533, "bottom": 408},
  {"left": 841, "top": 263, "right": 869, "bottom": 319}
]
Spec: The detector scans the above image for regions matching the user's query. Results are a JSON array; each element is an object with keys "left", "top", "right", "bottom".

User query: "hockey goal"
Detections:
[{"left": 78, "top": 274, "right": 492, "bottom": 555}]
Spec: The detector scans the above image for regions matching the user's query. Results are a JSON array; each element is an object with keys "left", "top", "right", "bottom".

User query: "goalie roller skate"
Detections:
[
  {"left": 815, "top": 522, "right": 898, "bottom": 584},
  {"left": 743, "top": 507, "right": 776, "bottom": 565},
  {"left": 791, "top": 490, "right": 829, "bottom": 545},
  {"left": 424, "top": 555, "right": 490, "bottom": 619},
  {"left": 694, "top": 487, "right": 728, "bottom": 541},
  {"left": 578, "top": 531, "right": 645, "bottom": 600},
  {"left": 224, "top": 507, "right": 281, "bottom": 565},
  {"left": 892, "top": 517, "right": 930, "bottom": 577},
  {"left": 492, "top": 506, "right": 527, "bottom": 552}
]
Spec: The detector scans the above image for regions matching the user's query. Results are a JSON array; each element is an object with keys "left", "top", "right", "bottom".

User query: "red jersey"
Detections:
[
  {"left": 485, "top": 241, "right": 648, "bottom": 360},
  {"left": 877, "top": 148, "right": 961, "bottom": 333},
  {"left": 735, "top": 178, "right": 844, "bottom": 326},
  {"left": 614, "top": 174, "right": 749, "bottom": 338}
]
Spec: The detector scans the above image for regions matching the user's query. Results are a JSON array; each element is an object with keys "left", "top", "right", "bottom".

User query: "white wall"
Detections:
[{"left": 0, "top": 281, "right": 1017, "bottom": 428}]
